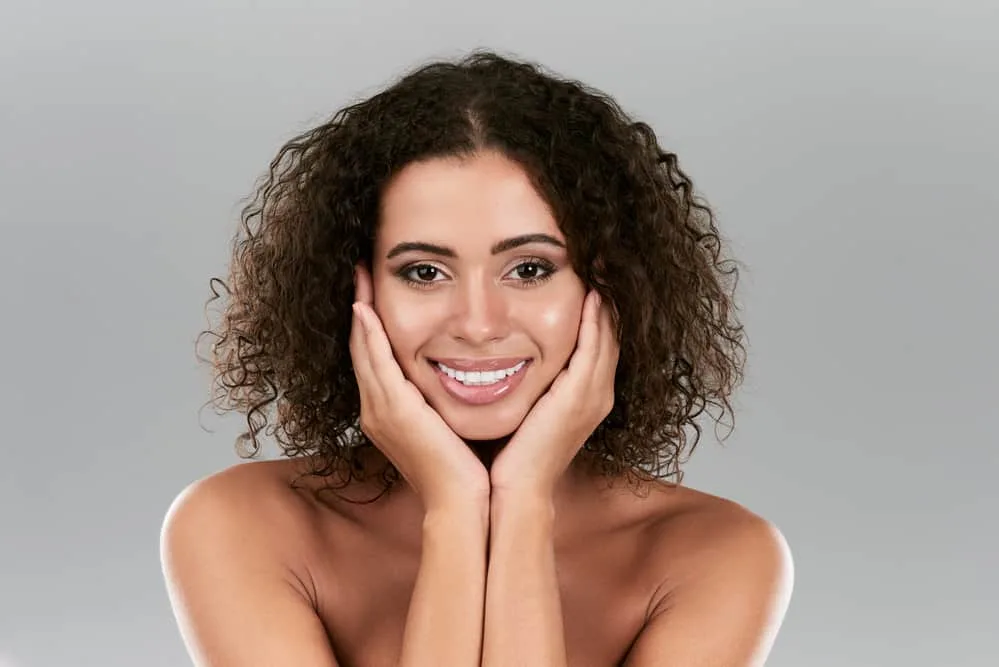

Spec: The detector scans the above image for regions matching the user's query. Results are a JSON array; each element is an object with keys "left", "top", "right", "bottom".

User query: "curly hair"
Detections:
[{"left": 196, "top": 48, "right": 748, "bottom": 502}]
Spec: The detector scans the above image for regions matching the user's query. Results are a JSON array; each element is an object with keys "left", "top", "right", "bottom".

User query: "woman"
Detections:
[{"left": 161, "top": 50, "right": 793, "bottom": 667}]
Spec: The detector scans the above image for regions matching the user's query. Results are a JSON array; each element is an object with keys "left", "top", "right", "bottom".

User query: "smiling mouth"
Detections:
[
  {"left": 430, "top": 359, "right": 530, "bottom": 385},
  {"left": 426, "top": 358, "right": 533, "bottom": 404}
]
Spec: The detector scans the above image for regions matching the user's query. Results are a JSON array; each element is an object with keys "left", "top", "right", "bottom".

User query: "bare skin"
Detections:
[
  {"left": 162, "top": 150, "right": 792, "bottom": 666},
  {"left": 184, "top": 448, "right": 768, "bottom": 667}
]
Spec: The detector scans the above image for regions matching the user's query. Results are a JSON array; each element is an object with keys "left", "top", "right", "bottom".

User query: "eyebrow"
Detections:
[{"left": 385, "top": 233, "right": 566, "bottom": 260}]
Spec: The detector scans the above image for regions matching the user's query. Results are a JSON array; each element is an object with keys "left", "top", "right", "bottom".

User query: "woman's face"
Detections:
[{"left": 371, "top": 150, "right": 586, "bottom": 442}]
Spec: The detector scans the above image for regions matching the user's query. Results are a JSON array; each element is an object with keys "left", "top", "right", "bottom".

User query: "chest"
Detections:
[{"left": 311, "top": 517, "right": 657, "bottom": 667}]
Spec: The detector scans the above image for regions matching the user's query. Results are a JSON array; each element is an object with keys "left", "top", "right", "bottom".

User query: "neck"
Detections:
[{"left": 464, "top": 435, "right": 513, "bottom": 469}]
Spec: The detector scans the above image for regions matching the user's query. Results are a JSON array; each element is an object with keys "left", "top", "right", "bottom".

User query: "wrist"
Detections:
[
  {"left": 489, "top": 486, "right": 556, "bottom": 521},
  {"left": 423, "top": 493, "right": 491, "bottom": 528}
]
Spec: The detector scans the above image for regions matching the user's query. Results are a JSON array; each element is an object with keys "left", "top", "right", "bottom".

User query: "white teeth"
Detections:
[{"left": 436, "top": 360, "right": 527, "bottom": 386}]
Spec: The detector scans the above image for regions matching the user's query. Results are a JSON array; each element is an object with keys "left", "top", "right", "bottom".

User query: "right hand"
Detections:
[{"left": 349, "top": 263, "right": 491, "bottom": 513}]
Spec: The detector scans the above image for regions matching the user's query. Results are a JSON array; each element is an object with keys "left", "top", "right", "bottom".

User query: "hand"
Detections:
[
  {"left": 489, "top": 289, "right": 620, "bottom": 498},
  {"left": 350, "top": 263, "right": 491, "bottom": 512}
]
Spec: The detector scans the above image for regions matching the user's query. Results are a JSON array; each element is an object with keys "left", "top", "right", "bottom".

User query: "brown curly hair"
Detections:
[{"left": 196, "top": 48, "right": 748, "bottom": 501}]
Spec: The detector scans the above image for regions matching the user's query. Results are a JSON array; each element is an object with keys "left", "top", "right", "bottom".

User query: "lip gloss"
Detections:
[{"left": 431, "top": 361, "right": 531, "bottom": 406}]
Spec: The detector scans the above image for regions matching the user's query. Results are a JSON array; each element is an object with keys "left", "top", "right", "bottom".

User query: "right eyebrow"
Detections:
[{"left": 386, "top": 242, "right": 456, "bottom": 260}]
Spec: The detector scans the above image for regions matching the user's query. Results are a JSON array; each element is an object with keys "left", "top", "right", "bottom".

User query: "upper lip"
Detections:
[{"left": 432, "top": 357, "right": 531, "bottom": 372}]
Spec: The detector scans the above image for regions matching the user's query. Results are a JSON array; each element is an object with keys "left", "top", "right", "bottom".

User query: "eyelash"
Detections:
[{"left": 396, "top": 257, "right": 558, "bottom": 290}]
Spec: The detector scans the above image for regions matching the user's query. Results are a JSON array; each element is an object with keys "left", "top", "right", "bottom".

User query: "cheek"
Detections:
[
  {"left": 533, "top": 297, "right": 584, "bottom": 357},
  {"left": 374, "top": 290, "right": 429, "bottom": 360}
]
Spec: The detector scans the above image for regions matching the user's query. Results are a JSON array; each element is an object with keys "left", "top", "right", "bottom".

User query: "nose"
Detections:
[{"left": 447, "top": 275, "right": 510, "bottom": 344}]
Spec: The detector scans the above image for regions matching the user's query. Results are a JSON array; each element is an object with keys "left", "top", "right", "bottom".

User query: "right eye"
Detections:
[{"left": 398, "top": 263, "right": 447, "bottom": 288}]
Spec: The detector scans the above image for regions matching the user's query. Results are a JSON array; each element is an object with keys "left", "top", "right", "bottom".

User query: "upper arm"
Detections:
[
  {"left": 160, "top": 473, "right": 340, "bottom": 667},
  {"left": 623, "top": 516, "right": 794, "bottom": 667}
]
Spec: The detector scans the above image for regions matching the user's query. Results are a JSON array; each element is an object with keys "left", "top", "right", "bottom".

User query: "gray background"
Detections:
[{"left": 1, "top": 1, "right": 995, "bottom": 665}]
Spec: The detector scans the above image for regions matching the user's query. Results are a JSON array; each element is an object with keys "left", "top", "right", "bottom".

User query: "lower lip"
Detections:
[{"left": 431, "top": 361, "right": 531, "bottom": 406}]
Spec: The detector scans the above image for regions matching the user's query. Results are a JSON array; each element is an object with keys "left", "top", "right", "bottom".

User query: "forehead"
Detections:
[{"left": 376, "top": 151, "right": 563, "bottom": 249}]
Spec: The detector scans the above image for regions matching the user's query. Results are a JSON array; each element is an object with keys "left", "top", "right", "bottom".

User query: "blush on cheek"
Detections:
[
  {"left": 533, "top": 302, "right": 584, "bottom": 368},
  {"left": 537, "top": 302, "right": 583, "bottom": 332},
  {"left": 374, "top": 298, "right": 436, "bottom": 369}
]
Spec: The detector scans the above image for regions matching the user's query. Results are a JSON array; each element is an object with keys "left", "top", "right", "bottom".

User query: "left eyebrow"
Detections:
[{"left": 385, "top": 233, "right": 566, "bottom": 260}]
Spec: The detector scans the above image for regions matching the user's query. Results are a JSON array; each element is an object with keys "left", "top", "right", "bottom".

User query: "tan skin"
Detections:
[{"left": 161, "top": 151, "right": 793, "bottom": 666}]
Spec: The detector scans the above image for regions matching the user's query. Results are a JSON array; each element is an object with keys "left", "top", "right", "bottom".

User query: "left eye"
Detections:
[
  {"left": 508, "top": 260, "right": 553, "bottom": 281},
  {"left": 512, "top": 263, "right": 540, "bottom": 279}
]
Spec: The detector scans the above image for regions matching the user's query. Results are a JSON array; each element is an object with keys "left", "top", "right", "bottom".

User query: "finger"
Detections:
[
  {"left": 594, "top": 291, "right": 616, "bottom": 378},
  {"left": 349, "top": 304, "right": 379, "bottom": 397},
  {"left": 605, "top": 295, "right": 621, "bottom": 342},
  {"left": 568, "top": 291, "right": 600, "bottom": 375},
  {"left": 594, "top": 290, "right": 609, "bottom": 351},
  {"left": 579, "top": 293, "right": 609, "bottom": 378},
  {"left": 349, "top": 301, "right": 365, "bottom": 358},
  {"left": 355, "top": 302, "right": 410, "bottom": 391},
  {"left": 595, "top": 294, "right": 620, "bottom": 385},
  {"left": 350, "top": 266, "right": 378, "bottom": 389}
]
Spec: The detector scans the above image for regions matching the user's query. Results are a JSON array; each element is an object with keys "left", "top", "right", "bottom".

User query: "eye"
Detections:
[
  {"left": 411, "top": 265, "right": 441, "bottom": 282},
  {"left": 506, "top": 258, "right": 557, "bottom": 286},
  {"left": 397, "top": 263, "right": 448, "bottom": 288}
]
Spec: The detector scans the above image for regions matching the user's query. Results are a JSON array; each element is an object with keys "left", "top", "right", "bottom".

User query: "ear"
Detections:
[{"left": 353, "top": 262, "right": 374, "bottom": 305}]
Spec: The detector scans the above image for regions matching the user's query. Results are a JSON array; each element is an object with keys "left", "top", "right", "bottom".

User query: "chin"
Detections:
[{"left": 441, "top": 408, "right": 525, "bottom": 442}]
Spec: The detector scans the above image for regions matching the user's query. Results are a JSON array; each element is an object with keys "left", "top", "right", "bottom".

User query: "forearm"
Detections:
[
  {"left": 398, "top": 504, "right": 489, "bottom": 667},
  {"left": 482, "top": 491, "right": 568, "bottom": 667}
]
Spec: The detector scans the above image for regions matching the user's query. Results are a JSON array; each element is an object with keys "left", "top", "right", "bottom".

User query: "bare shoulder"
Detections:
[
  {"left": 621, "top": 483, "right": 794, "bottom": 666},
  {"left": 161, "top": 456, "right": 331, "bottom": 602},
  {"left": 647, "top": 484, "right": 792, "bottom": 572},
  {"left": 160, "top": 457, "right": 339, "bottom": 666},
  {"left": 163, "top": 457, "right": 322, "bottom": 559}
]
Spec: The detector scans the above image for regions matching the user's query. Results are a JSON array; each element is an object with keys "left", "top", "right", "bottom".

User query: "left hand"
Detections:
[{"left": 490, "top": 289, "right": 620, "bottom": 498}]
